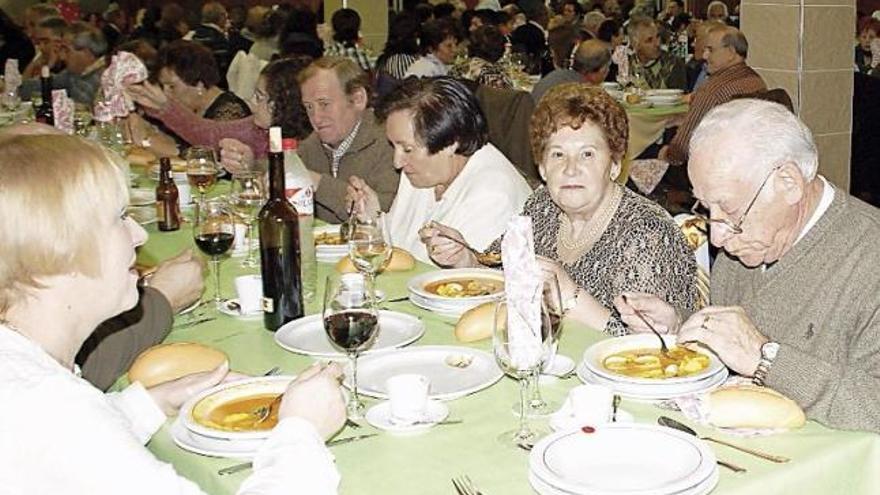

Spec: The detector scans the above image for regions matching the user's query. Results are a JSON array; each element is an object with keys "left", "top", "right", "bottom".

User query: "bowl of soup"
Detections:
[
  {"left": 314, "top": 224, "right": 350, "bottom": 263},
  {"left": 182, "top": 376, "right": 293, "bottom": 441},
  {"left": 407, "top": 268, "right": 505, "bottom": 317},
  {"left": 582, "top": 334, "right": 724, "bottom": 385}
]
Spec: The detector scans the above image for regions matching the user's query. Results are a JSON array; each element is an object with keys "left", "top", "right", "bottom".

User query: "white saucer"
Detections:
[
  {"left": 549, "top": 408, "right": 634, "bottom": 431},
  {"left": 365, "top": 400, "right": 449, "bottom": 435},
  {"left": 218, "top": 298, "right": 263, "bottom": 319},
  {"left": 542, "top": 354, "right": 575, "bottom": 377}
]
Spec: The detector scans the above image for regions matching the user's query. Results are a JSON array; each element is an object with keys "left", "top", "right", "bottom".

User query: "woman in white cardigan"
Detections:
[{"left": 346, "top": 77, "right": 532, "bottom": 264}]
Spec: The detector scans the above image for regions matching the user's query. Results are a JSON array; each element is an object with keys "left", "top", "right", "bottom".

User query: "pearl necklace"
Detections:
[{"left": 557, "top": 185, "right": 623, "bottom": 257}]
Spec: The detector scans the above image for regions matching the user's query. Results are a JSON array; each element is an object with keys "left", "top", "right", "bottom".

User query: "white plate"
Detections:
[
  {"left": 645, "top": 97, "right": 682, "bottom": 107},
  {"left": 407, "top": 292, "right": 474, "bottom": 318},
  {"left": 548, "top": 408, "right": 634, "bottom": 432},
  {"left": 407, "top": 268, "right": 504, "bottom": 317},
  {"left": 314, "top": 224, "right": 349, "bottom": 262},
  {"left": 345, "top": 345, "right": 504, "bottom": 401},
  {"left": 646, "top": 89, "right": 684, "bottom": 97},
  {"left": 129, "top": 187, "right": 156, "bottom": 206},
  {"left": 583, "top": 334, "right": 725, "bottom": 386},
  {"left": 218, "top": 298, "right": 263, "bottom": 319},
  {"left": 529, "top": 468, "right": 718, "bottom": 495},
  {"left": 274, "top": 310, "right": 424, "bottom": 359},
  {"left": 543, "top": 354, "right": 576, "bottom": 377},
  {"left": 530, "top": 423, "right": 717, "bottom": 495},
  {"left": 365, "top": 400, "right": 449, "bottom": 434},
  {"left": 181, "top": 376, "right": 294, "bottom": 441},
  {"left": 577, "top": 364, "right": 728, "bottom": 401},
  {"left": 126, "top": 205, "right": 157, "bottom": 225},
  {"left": 170, "top": 416, "right": 260, "bottom": 460}
]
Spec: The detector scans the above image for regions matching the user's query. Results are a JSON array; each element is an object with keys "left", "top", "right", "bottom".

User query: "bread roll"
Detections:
[
  {"left": 126, "top": 148, "right": 157, "bottom": 167},
  {"left": 707, "top": 385, "right": 806, "bottom": 429},
  {"left": 128, "top": 342, "right": 228, "bottom": 388},
  {"left": 454, "top": 302, "right": 500, "bottom": 342},
  {"left": 335, "top": 247, "right": 416, "bottom": 273}
]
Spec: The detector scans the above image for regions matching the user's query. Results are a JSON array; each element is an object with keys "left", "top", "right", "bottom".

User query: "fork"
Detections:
[
  {"left": 451, "top": 475, "right": 483, "bottom": 495},
  {"left": 436, "top": 233, "right": 502, "bottom": 267}
]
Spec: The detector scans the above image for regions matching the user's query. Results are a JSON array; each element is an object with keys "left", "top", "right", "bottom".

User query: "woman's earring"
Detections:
[{"left": 610, "top": 163, "right": 621, "bottom": 181}]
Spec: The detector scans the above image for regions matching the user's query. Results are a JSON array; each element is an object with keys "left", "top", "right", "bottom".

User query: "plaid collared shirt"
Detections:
[
  {"left": 325, "top": 41, "right": 375, "bottom": 73},
  {"left": 322, "top": 119, "right": 362, "bottom": 177}
]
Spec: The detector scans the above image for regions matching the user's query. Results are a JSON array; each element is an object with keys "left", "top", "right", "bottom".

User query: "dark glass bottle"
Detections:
[
  {"left": 156, "top": 157, "right": 181, "bottom": 231},
  {"left": 258, "top": 127, "right": 304, "bottom": 331},
  {"left": 34, "top": 66, "right": 54, "bottom": 126}
]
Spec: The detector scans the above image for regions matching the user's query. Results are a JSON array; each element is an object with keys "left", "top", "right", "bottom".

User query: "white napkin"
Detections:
[
  {"left": 501, "top": 216, "right": 543, "bottom": 370},
  {"left": 4, "top": 59, "right": 21, "bottom": 93},
  {"left": 52, "top": 89, "right": 74, "bottom": 134}
]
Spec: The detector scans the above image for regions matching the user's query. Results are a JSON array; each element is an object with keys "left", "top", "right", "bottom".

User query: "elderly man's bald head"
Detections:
[{"left": 572, "top": 40, "right": 611, "bottom": 82}]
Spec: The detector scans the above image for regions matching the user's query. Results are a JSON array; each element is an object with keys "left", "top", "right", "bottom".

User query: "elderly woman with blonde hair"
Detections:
[
  {"left": 427, "top": 83, "right": 696, "bottom": 334},
  {"left": 0, "top": 135, "right": 345, "bottom": 493}
]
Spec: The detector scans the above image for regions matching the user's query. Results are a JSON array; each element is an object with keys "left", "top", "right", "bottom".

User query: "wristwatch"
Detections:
[{"left": 752, "top": 341, "right": 780, "bottom": 386}]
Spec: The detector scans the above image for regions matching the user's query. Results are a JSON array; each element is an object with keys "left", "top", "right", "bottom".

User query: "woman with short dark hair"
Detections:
[
  {"left": 346, "top": 77, "right": 532, "bottom": 264},
  {"left": 405, "top": 18, "right": 458, "bottom": 77},
  {"left": 449, "top": 25, "right": 514, "bottom": 89}
]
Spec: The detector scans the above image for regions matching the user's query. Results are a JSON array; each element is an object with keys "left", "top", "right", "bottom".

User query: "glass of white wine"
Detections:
[
  {"left": 347, "top": 212, "right": 392, "bottom": 285},
  {"left": 229, "top": 172, "right": 265, "bottom": 268}
]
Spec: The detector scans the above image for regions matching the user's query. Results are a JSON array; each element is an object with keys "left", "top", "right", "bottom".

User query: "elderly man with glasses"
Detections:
[{"left": 616, "top": 99, "right": 880, "bottom": 433}]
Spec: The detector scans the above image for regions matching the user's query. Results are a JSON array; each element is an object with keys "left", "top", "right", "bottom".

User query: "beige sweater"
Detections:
[{"left": 712, "top": 188, "right": 880, "bottom": 433}]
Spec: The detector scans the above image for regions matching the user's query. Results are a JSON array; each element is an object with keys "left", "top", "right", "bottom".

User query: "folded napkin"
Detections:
[
  {"left": 872, "top": 39, "right": 880, "bottom": 69},
  {"left": 612, "top": 46, "right": 630, "bottom": 86},
  {"left": 501, "top": 216, "right": 544, "bottom": 370},
  {"left": 4, "top": 59, "right": 21, "bottom": 93},
  {"left": 52, "top": 89, "right": 74, "bottom": 134},
  {"left": 100, "top": 51, "right": 148, "bottom": 118}
]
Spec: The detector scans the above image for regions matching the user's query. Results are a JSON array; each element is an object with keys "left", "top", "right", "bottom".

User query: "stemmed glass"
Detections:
[
  {"left": 518, "top": 271, "right": 565, "bottom": 417},
  {"left": 186, "top": 146, "right": 219, "bottom": 209},
  {"left": 347, "top": 212, "right": 392, "bottom": 286},
  {"left": 229, "top": 172, "right": 265, "bottom": 268},
  {"left": 193, "top": 200, "right": 236, "bottom": 308},
  {"left": 494, "top": 299, "right": 553, "bottom": 447},
  {"left": 323, "top": 273, "right": 380, "bottom": 419}
]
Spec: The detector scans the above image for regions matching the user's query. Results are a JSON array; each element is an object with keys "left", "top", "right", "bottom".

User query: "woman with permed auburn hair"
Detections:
[{"left": 426, "top": 83, "right": 697, "bottom": 335}]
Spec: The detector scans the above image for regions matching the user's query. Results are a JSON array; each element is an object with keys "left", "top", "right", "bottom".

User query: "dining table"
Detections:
[
  {"left": 125, "top": 180, "right": 880, "bottom": 495},
  {"left": 619, "top": 101, "right": 689, "bottom": 184}
]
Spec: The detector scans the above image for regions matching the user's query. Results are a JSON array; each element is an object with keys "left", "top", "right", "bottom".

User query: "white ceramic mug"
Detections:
[
  {"left": 234, "top": 275, "right": 263, "bottom": 314},
  {"left": 385, "top": 374, "right": 430, "bottom": 423},
  {"left": 568, "top": 384, "right": 613, "bottom": 425},
  {"left": 175, "top": 180, "right": 192, "bottom": 206}
]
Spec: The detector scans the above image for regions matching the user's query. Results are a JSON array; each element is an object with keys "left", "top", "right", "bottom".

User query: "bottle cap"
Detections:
[
  {"left": 282, "top": 138, "right": 298, "bottom": 151},
  {"left": 269, "top": 127, "right": 283, "bottom": 153},
  {"left": 41, "top": 65, "right": 49, "bottom": 78}
]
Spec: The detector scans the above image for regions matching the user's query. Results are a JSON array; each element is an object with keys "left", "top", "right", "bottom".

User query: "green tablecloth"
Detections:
[
  {"left": 136, "top": 214, "right": 880, "bottom": 495},
  {"left": 619, "top": 103, "right": 688, "bottom": 185}
]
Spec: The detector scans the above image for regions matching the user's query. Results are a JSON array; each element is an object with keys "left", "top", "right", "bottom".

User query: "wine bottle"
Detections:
[
  {"left": 34, "top": 66, "right": 54, "bottom": 126},
  {"left": 156, "top": 157, "right": 181, "bottom": 231},
  {"left": 283, "top": 137, "right": 317, "bottom": 303},
  {"left": 258, "top": 127, "right": 304, "bottom": 331}
]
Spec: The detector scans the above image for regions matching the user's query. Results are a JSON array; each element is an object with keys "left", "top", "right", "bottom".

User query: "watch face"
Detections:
[{"left": 762, "top": 341, "right": 780, "bottom": 360}]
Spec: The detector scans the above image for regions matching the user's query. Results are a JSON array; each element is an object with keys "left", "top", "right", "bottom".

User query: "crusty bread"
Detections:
[
  {"left": 126, "top": 147, "right": 157, "bottom": 167},
  {"left": 707, "top": 385, "right": 806, "bottom": 429},
  {"left": 335, "top": 247, "right": 416, "bottom": 273},
  {"left": 454, "top": 302, "right": 499, "bottom": 342},
  {"left": 128, "top": 342, "right": 228, "bottom": 388}
]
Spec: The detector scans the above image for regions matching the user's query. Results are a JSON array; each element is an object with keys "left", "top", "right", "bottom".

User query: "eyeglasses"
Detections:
[{"left": 690, "top": 163, "right": 782, "bottom": 235}]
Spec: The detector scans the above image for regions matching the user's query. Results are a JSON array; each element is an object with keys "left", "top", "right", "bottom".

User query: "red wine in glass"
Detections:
[
  {"left": 194, "top": 232, "right": 235, "bottom": 256},
  {"left": 323, "top": 310, "right": 379, "bottom": 351}
]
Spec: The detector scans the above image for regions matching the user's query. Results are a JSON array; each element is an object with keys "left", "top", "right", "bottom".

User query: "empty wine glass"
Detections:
[
  {"left": 517, "top": 271, "right": 565, "bottom": 417},
  {"left": 193, "top": 200, "right": 235, "bottom": 308},
  {"left": 494, "top": 299, "right": 553, "bottom": 447},
  {"left": 323, "top": 273, "right": 380, "bottom": 419},
  {"left": 186, "top": 146, "right": 219, "bottom": 208},
  {"left": 229, "top": 172, "right": 265, "bottom": 268},
  {"left": 347, "top": 212, "right": 392, "bottom": 285}
]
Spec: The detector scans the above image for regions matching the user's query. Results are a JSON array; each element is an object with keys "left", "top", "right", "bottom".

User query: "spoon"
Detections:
[
  {"left": 435, "top": 233, "right": 502, "bottom": 267},
  {"left": 339, "top": 201, "right": 357, "bottom": 242},
  {"left": 620, "top": 294, "right": 669, "bottom": 356},
  {"left": 253, "top": 394, "right": 283, "bottom": 424},
  {"left": 658, "top": 416, "right": 790, "bottom": 463}
]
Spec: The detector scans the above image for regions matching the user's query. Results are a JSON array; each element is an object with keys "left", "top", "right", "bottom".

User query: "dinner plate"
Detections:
[
  {"left": 126, "top": 205, "right": 157, "bottom": 225},
  {"left": 274, "top": 310, "right": 424, "bottom": 359},
  {"left": 645, "top": 89, "right": 684, "bottom": 97},
  {"left": 528, "top": 468, "right": 718, "bottom": 495},
  {"left": 577, "top": 363, "right": 728, "bottom": 401},
  {"left": 645, "top": 96, "right": 682, "bottom": 107},
  {"left": 129, "top": 187, "right": 156, "bottom": 206},
  {"left": 582, "top": 334, "right": 725, "bottom": 386},
  {"left": 345, "top": 345, "right": 504, "bottom": 401},
  {"left": 170, "top": 416, "right": 260, "bottom": 460},
  {"left": 181, "top": 375, "right": 294, "bottom": 441},
  {"left": 529, "top": 423, "right": 717, "bottom": 495},
  {"left": 218, "top": 298, "right": 262, "bottom": 319},
  {"left": 407, "top": 292, "right": 475, "bottom": 318}
]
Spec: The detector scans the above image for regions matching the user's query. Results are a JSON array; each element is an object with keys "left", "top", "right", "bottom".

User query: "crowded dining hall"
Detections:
[{"left": 1, "top": 0, "right": 878, "bottom": 494}]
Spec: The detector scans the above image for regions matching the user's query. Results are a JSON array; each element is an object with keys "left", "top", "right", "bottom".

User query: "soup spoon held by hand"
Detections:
[
  {"left": 434, "top": 232, "right": 502, "bottom": 267},
  {"left": 620, "top": 294, "right": 670, "bottom": 356}
]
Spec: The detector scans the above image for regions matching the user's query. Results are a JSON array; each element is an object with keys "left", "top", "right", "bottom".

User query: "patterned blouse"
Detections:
[
  {"left": 204, "top": 91, "right": 252, "bottom": 121},
  {"left": 449, "top": 57, "right": 514, "bottom": 90},
  {"left": 489, "top": 186, "right": 697, "bottom": 335}
]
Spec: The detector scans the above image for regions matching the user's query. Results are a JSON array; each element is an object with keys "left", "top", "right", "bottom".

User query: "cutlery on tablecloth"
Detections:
[
  {"left": 658, "top": 416, "right": 789, "bottom": 463},
  {"left": 451, "top": 475, "right": 483, "bottom": 495},
  {"left": 217, "top": 434, "right": 379, "bottom": 476},
  {"left": 174, "top": 316, "right": 215, "bottom": 329}
]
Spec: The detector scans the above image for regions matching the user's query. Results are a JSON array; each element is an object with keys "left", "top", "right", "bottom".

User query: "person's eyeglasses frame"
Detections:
[{"left": 690, "top": 163, "right": 784, "bottom": 235}]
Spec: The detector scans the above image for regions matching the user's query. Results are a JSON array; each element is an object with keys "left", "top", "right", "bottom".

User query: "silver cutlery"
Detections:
[
  {"left": 262, "top": 366, "right": 281, "bottom": 376},
  {"left": 611, "top": 395, "right": 621, "bottom": 422},
  {"left": 217, "top": 434, "right": 379, "bottom": 476},
  {"left": 451, "top": 475, "right": 484, "bottom": 495},
  {"left": 658, "top": 416, "right": 789, "bottom": 463},
  {"left": 174, "top": 316, "right": 215, "bottom": 329},
  {"left": 620, "top": 294, "right": 670, "bottom": 356},
  {"left": 345, "top": 418, "right": 362, "bottom": 429}
]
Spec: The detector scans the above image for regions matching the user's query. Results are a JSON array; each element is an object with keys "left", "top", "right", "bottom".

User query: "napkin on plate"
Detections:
[
  {"left": 100, "top": 51, "right": 148, "bottom": 118},
  {"left": 501, "top": 216, "right": 544, "bottom": 370},
  {"left": 52, "top": 89, "right": 74, "bottom": 134}
]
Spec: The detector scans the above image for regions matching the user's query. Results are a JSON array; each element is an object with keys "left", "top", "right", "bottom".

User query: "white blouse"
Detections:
[
  {"left": 0, "top": 326, "right": 340, "bottom": 495},
  {"left": 387, "top": 143, "right": 532, "bottom": 264}
]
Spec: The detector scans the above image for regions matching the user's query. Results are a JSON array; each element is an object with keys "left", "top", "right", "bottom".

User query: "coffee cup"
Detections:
[
  {"left": 234, "top": 275, "right": 262, "bottom": 314},
  {"left": 385, "top": 374, "right": 430, "bottom": 424},
  {"left": 568, "top": 384, "right": 613, "bottom": 424}
]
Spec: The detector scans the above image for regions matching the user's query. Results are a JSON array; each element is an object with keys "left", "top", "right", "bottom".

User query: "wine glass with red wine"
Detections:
[
  {"left": 186, "top": 146, "right": 219, "bottom": 208},
  {"left": 193, "top": 200, "right": 235, "bottom": 307},
  {"left": 323, "top": 273, "right": 380, "bottom": 419}
]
